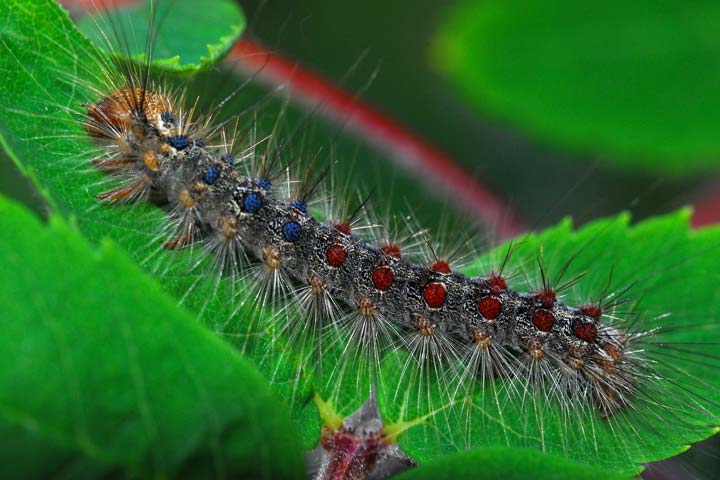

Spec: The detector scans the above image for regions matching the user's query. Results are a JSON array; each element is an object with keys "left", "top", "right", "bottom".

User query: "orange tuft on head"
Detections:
[{"left": 85, "top": 88, "right": 172, "bottom": 138}]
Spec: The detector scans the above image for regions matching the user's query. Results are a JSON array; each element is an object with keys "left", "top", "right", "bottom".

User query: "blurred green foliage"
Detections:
[
  {"left": 0, "top": 193, "right": 303, "bottom": 479},
  {"left": 434, "top": 0, "right": 720, "bottom": 173}
]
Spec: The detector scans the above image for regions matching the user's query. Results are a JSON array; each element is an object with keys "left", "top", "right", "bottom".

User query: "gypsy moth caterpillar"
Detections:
[{"left": 2, "top": 0, "right": 720, "bottom": 478}]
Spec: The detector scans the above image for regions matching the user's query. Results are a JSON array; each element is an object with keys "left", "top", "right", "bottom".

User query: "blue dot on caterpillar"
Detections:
[
  {"left": 256, "top": 178, "right": 272, "bottom": 190},
  {"left": 160, "top": 110, "right": 175, "bottom": 124},
  {"left": 283, "top": 221, "right": 302, "bottom": 242},
  {"left": 244, "top": 193, "right": 262, "bottom": 213},
  {"left": 169, "top": 134, "right": 189, "bottom": 150},
  {"left": 291, "top": 199, "right": 308, "bottom": 214},
  {"left": 204, "top": 166, "right": 219, "bottom": 185}
]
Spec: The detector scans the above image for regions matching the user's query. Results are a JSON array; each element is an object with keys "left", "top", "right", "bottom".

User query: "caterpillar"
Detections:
[
  {"left": 89, "top": 77, "right": 641, "bottom": 413},
  {"left": 4, "top": 0, "right": 720, "bottom": 478}
]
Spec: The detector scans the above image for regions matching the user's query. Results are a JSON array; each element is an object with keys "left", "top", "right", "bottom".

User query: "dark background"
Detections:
[{"left": 239, "top": 0, "right": 708, "bottom": 229}]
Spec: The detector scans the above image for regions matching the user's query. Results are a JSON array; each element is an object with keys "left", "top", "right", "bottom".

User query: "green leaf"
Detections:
[
  {"left": 308, "top": 211, "right": 720, "bottom": 475},
  {"left": 433, "top": 0, "right": 720, "bottom": 173},
  {"left": 393, "top": 447, "right": 627, "bottom": 480},
  {"left": 0, "top": 193, "right": 303, "bottom": 478},
  {"left": 78, "top": 0, "right": 245, "bottom": 74},
  {"left": 313, "top": 210, "right": 720, "bottom": 476}
]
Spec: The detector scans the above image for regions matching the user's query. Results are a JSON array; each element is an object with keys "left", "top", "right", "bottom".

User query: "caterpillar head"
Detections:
[{"left": 85, "top": 87, "right": 175, "bottom": 140}]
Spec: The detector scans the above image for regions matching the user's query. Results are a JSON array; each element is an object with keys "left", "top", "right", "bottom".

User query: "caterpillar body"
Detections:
[{"left": 87, "top": 81, "right": 635, "bottom": 416}]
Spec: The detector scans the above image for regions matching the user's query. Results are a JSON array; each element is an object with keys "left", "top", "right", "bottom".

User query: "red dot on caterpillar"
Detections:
[
  {"left": 333, "top": 222, "right": 351, "bottom": 236},
  {"left": 381, "top": 244, "right": 401, "bottom": 259},
  {"left": 536, "top": 288, "right": 557, "bottom": 309},
  {"left": 422, "top": 282, "right": 447, "bottom": 308},
  {"left": 531, "top": 309, "right": 555, "bottom": 332},
  {"left": 478, "top": 296, "right": 502, "bottom": 320},
  {"left": 372, "top": 266, "right": 395, "bottom": 291},
  {"left": 430, "top": 260, "right": 451, "bottom": 274},
  {"left": 487, "top": 273, "right": 507, "bottom": 295},
  {"left": 580, "top": 303, "right": 603, "bottom": 319},
  {"left": 326, "top": 244, "right": 346, "bottom": 267},
  {"left": 574, "top": 320, "right": 598, "bottom": 343}
]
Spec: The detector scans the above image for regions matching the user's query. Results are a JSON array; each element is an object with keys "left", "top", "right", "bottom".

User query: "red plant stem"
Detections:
[
  {"left": 691, "top": 181, "right": 720, "bottom": 228},
  {"left": 230, "top": 38, "right": 526, "bottom": 238},
  {"left": 62, "top": 0, "right": 136, "bottom": 15}
]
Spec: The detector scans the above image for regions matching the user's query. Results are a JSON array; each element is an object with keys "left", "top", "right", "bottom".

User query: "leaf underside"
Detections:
[{"left": 77, "top": 0, "right": 245, "bottom": 74}]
